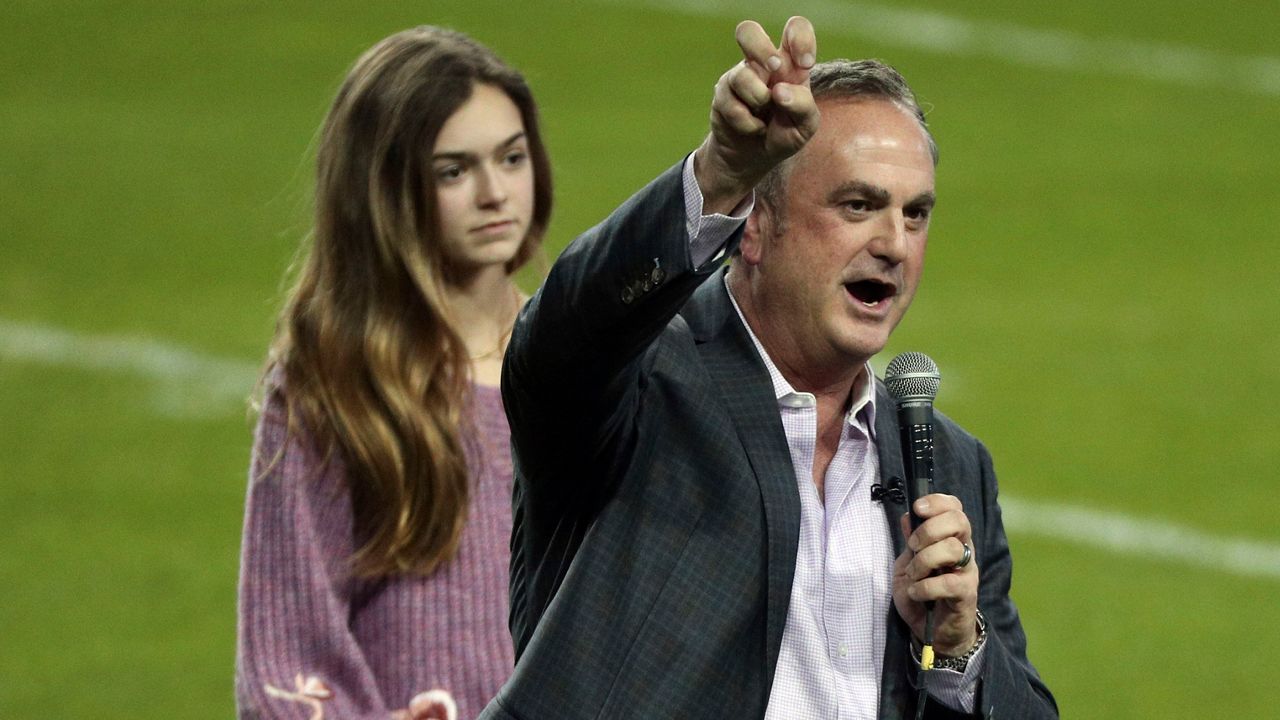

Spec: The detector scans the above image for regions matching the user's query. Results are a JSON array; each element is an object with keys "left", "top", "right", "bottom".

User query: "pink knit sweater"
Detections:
[{"left": 235, "top": 381, "right": 514, "bottom": 720}]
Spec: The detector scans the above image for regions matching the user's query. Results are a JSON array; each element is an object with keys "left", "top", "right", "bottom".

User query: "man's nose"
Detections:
[{"left": 868, "top": 211, "right": 908, "bottom": 263}]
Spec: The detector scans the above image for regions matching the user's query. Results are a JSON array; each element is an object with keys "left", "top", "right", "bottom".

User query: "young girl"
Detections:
[{"left": 236, "top": 26, "right": 551, "bottom": 720}]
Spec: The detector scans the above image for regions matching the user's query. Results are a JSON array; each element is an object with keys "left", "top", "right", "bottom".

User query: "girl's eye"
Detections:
[
  {"left": 503, "top": 151, "right": 528, "bottom": 167},
  {"left": 436, "top": 165, "right": 465, "bottom": 182}
]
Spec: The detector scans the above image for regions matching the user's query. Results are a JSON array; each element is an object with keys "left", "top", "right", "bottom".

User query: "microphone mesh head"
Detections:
[{"left": 884, "top": 351, "right": 941, "bottom": 402}]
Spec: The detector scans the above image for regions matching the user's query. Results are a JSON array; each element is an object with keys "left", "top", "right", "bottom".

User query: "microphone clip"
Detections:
[{"left": 870, "top": 478, "right": 907, "bottom": 505}]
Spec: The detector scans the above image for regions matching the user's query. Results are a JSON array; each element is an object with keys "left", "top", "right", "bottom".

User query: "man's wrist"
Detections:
[
  {"left": 911, "top": 609, "right": 987, "bottom": 673},
  {"left": 692, "top": 141, "right": 756, "bottom": 215},
  {"left": 932, "top": 610, "right": 987, "bottom": 673}
]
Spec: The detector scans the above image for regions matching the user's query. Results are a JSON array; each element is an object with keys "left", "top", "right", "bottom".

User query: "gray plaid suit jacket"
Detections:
[{"left": 481, "top": 162, "right": 1057, "bottom": 719}]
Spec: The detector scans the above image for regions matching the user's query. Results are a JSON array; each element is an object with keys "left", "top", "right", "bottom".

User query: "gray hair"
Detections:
[{"left": 756, "top": 59, "right": 937, "bottom": 217}]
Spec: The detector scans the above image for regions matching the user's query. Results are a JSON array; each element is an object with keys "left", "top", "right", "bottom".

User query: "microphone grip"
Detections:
[{"left": 896, "top": 401, "right": 935, "bottom": 531}]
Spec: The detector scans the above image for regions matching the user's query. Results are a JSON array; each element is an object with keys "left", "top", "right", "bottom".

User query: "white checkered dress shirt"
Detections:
[{"left": 727, "top": 286, "right": 893, "bottom": 719}]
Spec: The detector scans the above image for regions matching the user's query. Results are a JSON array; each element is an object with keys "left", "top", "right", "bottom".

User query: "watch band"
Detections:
[{"left": 931, "top": 609, "right": 988, "bottom": 672}]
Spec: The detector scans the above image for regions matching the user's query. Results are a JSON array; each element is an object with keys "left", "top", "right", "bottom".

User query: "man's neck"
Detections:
[{"left": 726, "top": 267, "right": 868, "bottom": 409}]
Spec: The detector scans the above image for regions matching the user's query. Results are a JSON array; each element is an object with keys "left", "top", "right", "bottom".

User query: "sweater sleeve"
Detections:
[{"left": 235, "top": 391, "right": 396, "bottom": 720}]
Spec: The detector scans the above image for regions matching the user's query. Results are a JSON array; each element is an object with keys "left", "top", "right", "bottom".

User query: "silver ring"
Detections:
[{"left": 953, "top": 542, "right": 973, "bottom": 571}]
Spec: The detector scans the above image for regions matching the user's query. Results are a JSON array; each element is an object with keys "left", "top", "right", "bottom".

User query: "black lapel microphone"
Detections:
[{"left": 884, "top": 351, "right": 941, "bottom": 719}]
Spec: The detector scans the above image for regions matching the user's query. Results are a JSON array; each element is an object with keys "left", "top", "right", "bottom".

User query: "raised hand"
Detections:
[{"left": 694, "top": 16, "right": 820, "bottom": 215}]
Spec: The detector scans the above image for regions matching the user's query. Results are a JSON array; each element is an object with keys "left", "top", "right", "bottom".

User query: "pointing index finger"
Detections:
[{"left": 735, "top": 20, "right": 781, "bottom": 75}]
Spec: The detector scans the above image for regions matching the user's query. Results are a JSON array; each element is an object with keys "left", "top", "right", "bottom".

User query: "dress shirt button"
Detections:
[{"left": 839, "top": 644, "right": 849, "bottom": 658}]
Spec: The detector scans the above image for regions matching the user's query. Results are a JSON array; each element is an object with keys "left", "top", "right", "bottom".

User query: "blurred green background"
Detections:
[{"left": 3, "top": 0, "right": 1277, "bottom": 717}]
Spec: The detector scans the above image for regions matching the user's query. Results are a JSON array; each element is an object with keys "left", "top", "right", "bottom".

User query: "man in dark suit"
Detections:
[{"left": 483, "top": 17, "right": 1057, "bottom": 720}]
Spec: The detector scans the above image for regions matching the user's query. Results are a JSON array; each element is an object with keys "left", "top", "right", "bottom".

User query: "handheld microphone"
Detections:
[
  {"left": 884, "top": 351, "right": 941, "bottom": 534},
  {"left": 884, "top": 351, "right": 941, "bottom": 718}
]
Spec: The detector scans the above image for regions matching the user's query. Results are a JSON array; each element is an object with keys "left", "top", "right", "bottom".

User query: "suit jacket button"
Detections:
[
  {"left": 651, "top": 266, "right": 667, "bottom": 284},
  {"left": 621, "top": 285, "right": 635, "bottom": 304}
]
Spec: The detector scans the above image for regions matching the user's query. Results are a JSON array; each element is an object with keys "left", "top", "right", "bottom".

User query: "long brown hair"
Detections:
[{"left": 262, "top": 26, "right": 552, "bottom": 577}]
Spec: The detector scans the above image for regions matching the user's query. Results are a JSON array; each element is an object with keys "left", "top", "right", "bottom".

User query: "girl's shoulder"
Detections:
[{"left": 250, "top": 367, "right": 346, "bottom": 497}]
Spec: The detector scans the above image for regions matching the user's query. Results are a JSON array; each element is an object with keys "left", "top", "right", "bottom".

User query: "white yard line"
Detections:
[
  {"left": 4, "top": 316, "right": 1278, "bottom": 579},
  {"left": 1000, "top": 496, "right": 1280, "bottom": 580},
  {"left": 0, "top": 318, "right": 258, "bottom": 419},
  {"left": 604, "top": 0, "right": 1280, "bottom": 97}
]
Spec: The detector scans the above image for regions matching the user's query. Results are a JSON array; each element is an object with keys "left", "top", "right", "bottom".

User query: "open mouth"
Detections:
[{"left": 845, "top": 279, "right": 896, "bottom": 307}]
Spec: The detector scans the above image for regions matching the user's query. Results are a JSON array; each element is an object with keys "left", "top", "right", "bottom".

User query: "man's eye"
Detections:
[
  {"left": 906, "top": 206, "right": 931, "bottom": 222},
  {"left": 844, "top": 200, "right": 871, "bottom": 213}
]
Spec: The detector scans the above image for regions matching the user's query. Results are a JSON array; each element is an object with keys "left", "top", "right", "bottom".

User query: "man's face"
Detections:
[{"left": 744, "top": 97, "right": 935, "bottom": 381}]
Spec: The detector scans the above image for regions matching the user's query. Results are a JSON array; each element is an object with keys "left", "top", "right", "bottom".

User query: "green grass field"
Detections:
[{"left": 3, "top": 1, "right": 1278, "bottom": 716}]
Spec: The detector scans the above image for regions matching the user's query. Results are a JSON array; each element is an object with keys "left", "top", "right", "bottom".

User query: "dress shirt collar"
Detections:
[{"left": 723, "top": 273, "right": 878, "bottom": 436}]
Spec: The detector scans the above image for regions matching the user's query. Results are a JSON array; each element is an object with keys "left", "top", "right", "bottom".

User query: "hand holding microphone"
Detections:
[{"left": 885, "top": 353, "right": 981, "bottom": 673}]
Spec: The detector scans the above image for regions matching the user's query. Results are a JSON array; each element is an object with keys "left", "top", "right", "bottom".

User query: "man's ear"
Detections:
[{"left": 740, "top": 209, "right": 767, "bottom": 266}]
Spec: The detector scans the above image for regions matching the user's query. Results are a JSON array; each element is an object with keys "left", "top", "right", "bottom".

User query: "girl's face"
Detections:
[{"left": 429, "top": 83, "right": 535, "bottom": 276}]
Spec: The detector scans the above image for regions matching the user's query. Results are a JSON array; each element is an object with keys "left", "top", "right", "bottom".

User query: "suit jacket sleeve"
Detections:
[
  {"left": 970, "top": 438, "right": 1058, "bottom": 719},
  {"left": 904, "top": 433, "right": 1057, "bottom": 719},
  {"left": 502, "top": 160, "right": 735, "bottom": 503}
]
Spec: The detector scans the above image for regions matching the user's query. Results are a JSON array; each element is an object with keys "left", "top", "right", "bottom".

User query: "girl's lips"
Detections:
[{"left": 472, "top": 219, "right": 516, "bottom": 235}]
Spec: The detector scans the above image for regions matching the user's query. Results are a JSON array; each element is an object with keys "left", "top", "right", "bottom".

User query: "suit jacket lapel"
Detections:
[
  {"left": 683, "top": 268, "right": 800, "bottom": 685},
  {"left": 874, "top": 380, "right": 908, "bottom": 558},
  {"left": 874, "top": 381, "right": 915, "bottom": 718}
]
